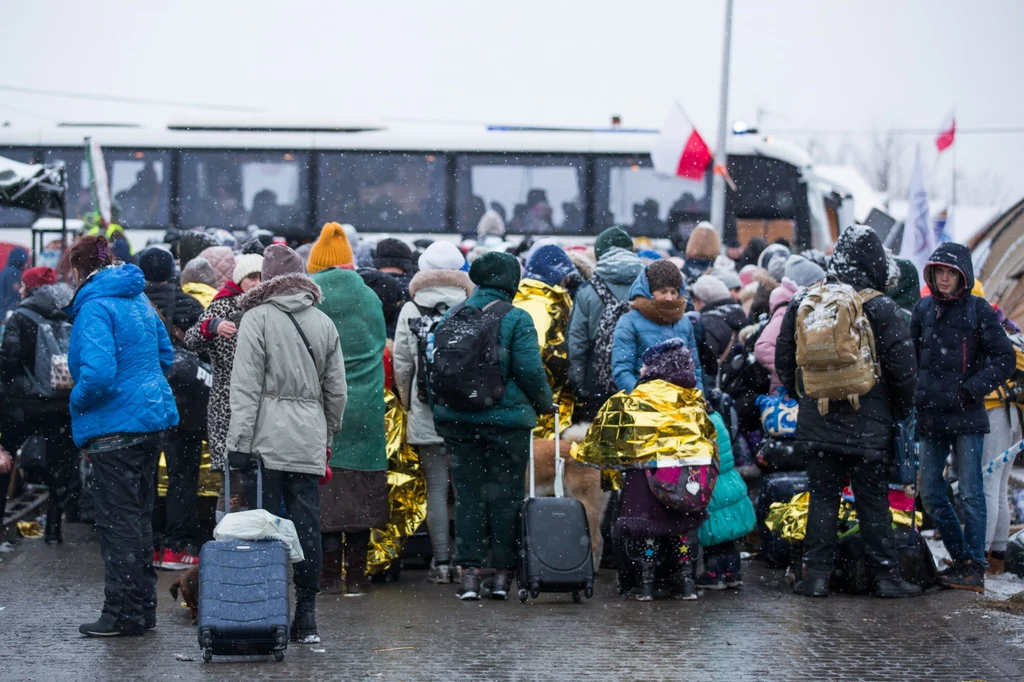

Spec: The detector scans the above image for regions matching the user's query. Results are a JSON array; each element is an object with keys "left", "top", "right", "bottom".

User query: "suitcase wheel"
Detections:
[
  {"left": 202, "top": 649, "right": 213, "bottom": 663},
  {"left": 572, "top": 591, "right": 581, "bottom": 603},
  {"left": 274, "top": 650, "right": 285, "bottom": 663},
  {"left": 584, "top": 585, "right": 594, "bottom": 599},
  {"left": 518, "top": 588, "right": 528, "bottom": 603},
  {"left": 200, "top": 628, "right": 213, "bottom": 650},
  {"left": 529, "top": 583, "right": 540, "bottom": 599},
  {"left": 275, "top": 626, "right": 288, "bottom": 649}
]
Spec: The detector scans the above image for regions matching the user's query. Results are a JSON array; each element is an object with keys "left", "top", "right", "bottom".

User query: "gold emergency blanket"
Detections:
[
  {"left": 368, "top": 390, "right": 428, "bottom": 575},
  {"left": 514, "top": 278, "right": 574, "bottom": 438},
  {"left": 571, "top": 380, "right": 717, "bottom": 470},
  {"left": 157, "top": 441, "right": 221, "bottom": 498},
  {"left": 764, "top": 491, "right": 924, "bottom": 543}
]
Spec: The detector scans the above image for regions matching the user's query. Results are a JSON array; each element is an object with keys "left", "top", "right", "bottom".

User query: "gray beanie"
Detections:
[
  {"left": 767, "top": 253, "right": 788, "bottom": 283},
  {"left": 711, "top": 268, "right": 742, "bottom": 291},
  {"left": 784, "top": 254, "right": 826, "bottom": 288},
  {"left": 690, "top": 274, "right": 732, "bottom": 304}
]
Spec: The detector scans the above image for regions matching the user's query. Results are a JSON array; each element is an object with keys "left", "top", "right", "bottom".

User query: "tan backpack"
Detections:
[{"left": 795, "top": 282, "right": 882, "bottom": 415}]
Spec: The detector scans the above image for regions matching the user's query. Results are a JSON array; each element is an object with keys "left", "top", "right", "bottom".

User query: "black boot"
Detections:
[
  {"left": 291, "top": 592, "right": 320, "bottom": 643},
  {"left": 873, "top": 571, "right": 923, "bottom": 598},
  {"left": 489, "top": 569, "right": 514, "bottom": 600},
  {"left": 458, "top": 567, "right": 482, "bottom": 601},
  {"left": 631, "top": 560, "right": 656, "bottom": 601},
  {"left": 794, "top": 575, "right": 830, "bottom": 597},
  {"left": 44, "top": 504, "right": 64, "bottom": 545}
]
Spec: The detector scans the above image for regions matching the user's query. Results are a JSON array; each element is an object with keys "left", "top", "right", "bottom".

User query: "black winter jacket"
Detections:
[
  {"left": 910, "top": 242, "right": 1014, "bottom": 437},
  {"left": 701, "top": 299, "right": 747, "bottom": 359},
  {"left": 143, "top": 282, "right": 204, "bottom": 335},
  {"left": 776, "top": 227, "right": 917, "bottom": 461},
  {"left": 0, "top": 284, "right": 73, "bottom": 409}
]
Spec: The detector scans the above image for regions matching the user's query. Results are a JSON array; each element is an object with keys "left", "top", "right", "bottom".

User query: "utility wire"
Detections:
[
  {"left": 763, "top": 126, "right": 1024, "bottom": 136},
  {"left": 0, "top": 84, "right": 265, "bottom": 113}
]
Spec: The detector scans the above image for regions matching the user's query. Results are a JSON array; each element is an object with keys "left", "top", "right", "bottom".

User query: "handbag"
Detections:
[
  {"left": 757, "top": 386, "right": 799, "bottom": 437},
  {"left": 645, "top": 461, "right": 719, "bottom": 514}
]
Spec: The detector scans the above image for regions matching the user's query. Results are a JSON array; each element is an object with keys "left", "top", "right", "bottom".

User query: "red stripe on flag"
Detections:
[
  {"left": 676, "top": 130, "right": 713, "bottom": 180},
  {"left": 936, "top": 118, "right": 955, "bottom": 152}
]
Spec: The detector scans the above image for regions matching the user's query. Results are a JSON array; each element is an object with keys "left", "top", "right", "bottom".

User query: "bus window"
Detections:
[
  {"left": 455, "top": 154, "right": 586, "bottom": 236},
  {"left": 0, "top": 147, "right": 41, "bottom": 226},
  {"left": 317, "top": 152, "right": 447, "bottom": 233},
  {"left": 593, "top": 155, "right": 711, "bottom": 237},
  {"left": 43, "top": 148, "right": 171, "bottom": 228},
  {"left": 179, "top": 151, "right": 310, "bottom": 231}
]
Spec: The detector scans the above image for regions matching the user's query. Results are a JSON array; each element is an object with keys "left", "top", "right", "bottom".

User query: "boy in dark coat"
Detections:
[
  {"left": 911, "top": 242, "right": 1014, "bottom": 593},
  {"left": 776, "top": 225, "right": 920, "bottom": 598}
]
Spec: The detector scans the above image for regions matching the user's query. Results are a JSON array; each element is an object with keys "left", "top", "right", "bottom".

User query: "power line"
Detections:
[
  {"left": 763, "top": 126, "right": 1024, "bottom": 136},
  {"left": 0, "top": 84, "right": 265, "bottom": 113}
]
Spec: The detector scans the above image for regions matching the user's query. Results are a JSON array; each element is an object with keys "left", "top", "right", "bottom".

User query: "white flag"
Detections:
[{"left": 899, "top": 145, "right": 934, "bottom": 277}]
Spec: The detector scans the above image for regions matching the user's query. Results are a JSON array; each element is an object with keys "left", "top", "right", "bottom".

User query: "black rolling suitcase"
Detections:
[
  {"left": 757, "top": 470, "right": 809, "bottom": 568},
  {"left": 517, "top": 407, "right": 595, "bottom": 602},
  {"left": 198, "top": 461, "right": 290, "bottom": 663}
]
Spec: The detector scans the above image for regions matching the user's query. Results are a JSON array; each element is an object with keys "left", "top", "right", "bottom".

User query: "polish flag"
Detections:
[
  {"left": 935, "top": 111, "right": 956, "bottom": 153},
  {"left": 651, "top": 104, "right": 714, "bottom": 180}
]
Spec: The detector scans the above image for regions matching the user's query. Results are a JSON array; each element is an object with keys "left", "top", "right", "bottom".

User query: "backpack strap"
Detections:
[
  {"left": 284, "top": 311, "right": 322, "bottom": 400},
  {"left": 858, "top": 289, "right": 883, "bottom": 304},
  {"left": 590, "top": 275, "right": 619, "bottom": 308}
]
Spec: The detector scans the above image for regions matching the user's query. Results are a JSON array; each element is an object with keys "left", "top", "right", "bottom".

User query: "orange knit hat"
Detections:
[{"left": 307, "top": 222, "right": 354, "bottom": 274}]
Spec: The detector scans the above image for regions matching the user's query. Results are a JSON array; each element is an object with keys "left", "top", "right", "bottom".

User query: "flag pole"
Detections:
[{"left": 710, "top": 0, "right": 734, "bottom": 236}]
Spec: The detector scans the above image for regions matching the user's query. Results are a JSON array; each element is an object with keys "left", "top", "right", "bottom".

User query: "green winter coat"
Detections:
[
  {"left": 432, "top": 286, "right": 554, "bottom": 431},
  {"left": 312, "top": 267, "right": 388, "bottom": 471},
  {"left": 698, "top": 411, "right": 756, "bottom": 547}
]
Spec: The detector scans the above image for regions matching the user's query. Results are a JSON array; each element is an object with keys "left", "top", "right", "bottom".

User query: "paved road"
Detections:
[{"left": 1, "top": 523, "right": 1022, "bottom": 682}]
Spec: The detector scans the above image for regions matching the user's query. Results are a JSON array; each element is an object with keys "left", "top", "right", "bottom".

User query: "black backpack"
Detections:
[
  {"left": 428, "top": 300, "right": 512, "bottom": 411},
  {"left": 409, "top": 302, "right": 449, "bottom": 403},
  {"left": 718, "top": 320, "right": 770, "bottom": 432}
]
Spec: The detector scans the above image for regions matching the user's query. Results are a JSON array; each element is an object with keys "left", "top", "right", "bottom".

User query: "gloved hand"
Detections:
[
  {"left": 958, "top": 389, "right": 973, "bottom": 408},
  {"left": 320, "top": 448, "right": 333, "bottom": 486},
  {"left": 228, "top": 451, "right": 257, "bottom": 472}
]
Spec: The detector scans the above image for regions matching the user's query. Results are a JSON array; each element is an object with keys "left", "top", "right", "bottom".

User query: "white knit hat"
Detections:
[
  {"left": 418, "top": 241, "right": 466, "bottom": 272},
  {"left": 232, "top": 253, "right": 264, "bottom": 285}
]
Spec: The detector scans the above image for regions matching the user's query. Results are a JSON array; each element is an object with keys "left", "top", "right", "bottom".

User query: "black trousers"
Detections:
[
  {"left": 162, "top": 427, "right": 203, "bottom": 551},
  {"left": 803, "top": 453, "right": 898, "bottom": 578},
  {"left": 245, "top": 468, "right": 323, "bottom": 597},
  {"left": 90, "top": 435, "right": 161, "bottom": 628}
]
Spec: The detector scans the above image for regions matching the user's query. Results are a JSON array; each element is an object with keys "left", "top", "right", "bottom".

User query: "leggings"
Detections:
[
  {"left": 418, "top": 443, "right": 452, "bottom": 563},
  {"left": 983, "top": 406, "right": 1022, "bottom": 553}
]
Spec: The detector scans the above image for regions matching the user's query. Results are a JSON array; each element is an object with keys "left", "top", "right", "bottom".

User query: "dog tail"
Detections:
[{"left": 169, "top": 580, "right": 181, "bottom": 601}]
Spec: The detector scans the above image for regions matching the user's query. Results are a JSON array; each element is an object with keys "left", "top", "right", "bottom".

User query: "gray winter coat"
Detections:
[
  {"left": 226, "top": 273, "right": 348, "bottom": 476},
  {"left": 393, "top": 269, "right": 473, "bottom": 445},
  {"left": 567, "top": 247, "right": 643, "bottom": 398}
]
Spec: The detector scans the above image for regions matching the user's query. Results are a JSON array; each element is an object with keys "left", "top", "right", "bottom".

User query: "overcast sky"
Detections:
[{"left": 3, "top": 0, "right": 1023, "bottom": 208}]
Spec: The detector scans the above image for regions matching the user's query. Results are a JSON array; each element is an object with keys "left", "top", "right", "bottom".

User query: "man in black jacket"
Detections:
[
  {"left": 776, "top": 226, "right": 920, "bottom": 598},
  {"left": 911, "top": 242, "right": 1014, "bottom": 593}
]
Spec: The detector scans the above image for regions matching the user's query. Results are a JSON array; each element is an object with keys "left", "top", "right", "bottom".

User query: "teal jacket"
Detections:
[
  {"left": 699, "top": 411, "right": 756, "bottom": 547},
  {"left": 432, "top": 286, "right": 553, "bottom": 430}
]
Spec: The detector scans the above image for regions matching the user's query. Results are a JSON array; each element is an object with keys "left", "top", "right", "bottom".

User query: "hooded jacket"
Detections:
[
  {"left": 312, "top": 267, "right": 387, "bottom": 471},
  {"left": 0, "top": 247, "right": 29, "bottom": 320},
  {"left": 888, "top": 257, "right": 921, "bottom": 323},
  {"left": 182, "top": 281, "right": 218, "bottom": 309},
  {"left": 610, "top": 268, "right": 703, "bottom": 394},
  {"left": 567, "top": 247, "right": 643, "bottom": 398},
  {"left": 776, "top": 226, "right": 917, "bottom": 461},
  {"left": 754, "top": 278, "right": 798, "bottom": 391},
  {"left": 698, "top": 411, "right": 756, "bottom": 547},
  {"left": 226, "top": 273, "right": 348, "bottom": 476},
  {"left": 66, "top": 264, "right": 179, "bottom": 447},
  {"left": 393, "top": 269, "right": 473, "bottom": 444},
  {"left": 0, "top": 284, "right": 74, "bottom": 398},
  {"left": 910, "top": 242, "right": 1014, "bottom": 437}
]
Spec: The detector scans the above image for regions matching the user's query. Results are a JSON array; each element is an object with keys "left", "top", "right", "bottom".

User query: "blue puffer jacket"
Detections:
[
  {"left": 67, "top": 264, "right": 178, "bottom": 447},
  {"left": 611, "top": 268, "right": 703, "bottom": 393},
  {"left": 699, "top": 411, "right": 756, "bottom": 547}
]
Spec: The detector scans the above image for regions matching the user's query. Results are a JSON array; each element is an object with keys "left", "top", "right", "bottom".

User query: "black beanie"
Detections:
[
  {"left": 138, "top": 247, "right": 175, "bottom": 283},
  {"left": 374, "top": 238, "right": 417, "bottom": 274}
]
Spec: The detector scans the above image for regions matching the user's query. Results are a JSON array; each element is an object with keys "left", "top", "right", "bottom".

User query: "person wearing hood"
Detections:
[
  {"left": 179, "top": 257, "right": 218, "bottom": 308},
  {"left": 198, "top": 245, "right": 236, "bottom": 290},
  {"left": 689, "top": 274, "right": 747, "bottom": 385},
  {"left": 887, "top": 257, "right": 921, "bottom": 322},
  {"left": 0, "top": 247, "right": 29, "bottom": 324},
  {"left": 393, "top": 241, "right": 473, "bottom": 584},
  {"left": 568, "top": 228, "right": 642, "bottom": 420},
  {"left": 65, "top": 236, "right": 179, "bottom": 637},
  {"left": 912, "top": 242, "right": 1015, "bottom": 594},
  {"left": 515, "top": 244, "right": 578, "bottom": 437},
  {"left": 374, "top": 238, "right": 418, "bottom": 294},
  {"left": 776, "top": 225, "right": 920, "bottom": 599},
  {"left": 138, "top": 247, "right": 204, "bottom": 338},
  {"left": 611, "top": 260, "right": 703, "bottom": 395},
  {"left": 476, "top": 209, "right": 507, "bottom": 247},
  {"left": 0, "top": 267, "right": 77, "bottom": 545},
  {"left": 683, "top": 221, "right": 721, "bottom": 284},
  {"left": 432, "top": 251, "right": 553, "bottom": 601},
  {"left": 228, "top": 245, "right": 348, "bottom": 642},
  {"left": 310, "top": 255, "right": 388, "bottom": 597}
]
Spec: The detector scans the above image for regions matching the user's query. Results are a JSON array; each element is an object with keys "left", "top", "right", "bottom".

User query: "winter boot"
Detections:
[
  {"left": 936, "top": 558, "right": 963, "bottom": 588},
  {"left": 794, "top": 569, "right": 829, "bottom": 598},
  {"left": 291, "top": 592, "right": 320, "bottom": 643},
  {"left": 320, "top": 550, "right": 343, "bottom": 594},
  {"left": 457, "top": 567, "right": 482, "bottom": 601},
  {"left": 873, "top": 570, "right": 923, "bottom": 598},
  {"left": 986, "top": 551, "right": 1005, "bottom": 576},
  {"left": 426, "top": 560, "right": 452, "bottom": 584},
  {"left": 941, "top": 559, "right": 985, "bottom": 593},
  {"left": 489, "top": 569, "right": 514, "bottom": 600},
  {"left": 44, "top": 504, "right": 64, "bottom": 545},
  {"left": 631, "top": 560, "right": 656, "bottom": 601},
  {"left": 695, "top": 553, "right": 726, "bottom": 591},
  {"left": 723, "top": 553, "right": 743, "bottom": 589},
  {"left": 343, "top": 537, "right": 372, "bottom": 597}
]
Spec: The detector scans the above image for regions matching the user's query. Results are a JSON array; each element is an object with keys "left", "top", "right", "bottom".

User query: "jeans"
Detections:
[
  {"left": 418, "top": 443, "right": 452, "bottom": 563},
  {"left": 90, "top": 435, "right": 160, "bottom": 628},
  {"left": 920, "top": 433, "right": 988, "bottom": 565},
  {"left": 245, "top": 467, "right": 323, "bottom": 597},
  {"left": 803, "top": 453, "right": 898, "bottom": 578},
  {"left": 162, "top": 427, "right": 203, "bottom": 551},
  {"left": 441, "top": 425, "right": 529, "bottom": 570}
]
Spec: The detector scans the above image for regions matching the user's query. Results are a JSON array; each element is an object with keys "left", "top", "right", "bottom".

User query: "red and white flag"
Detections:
[
  {"left": 651, "top": 104, "right": 714, "bottom": 180},
  {"left": 935, "top": 111, "right": 956, "bottom": 153}
]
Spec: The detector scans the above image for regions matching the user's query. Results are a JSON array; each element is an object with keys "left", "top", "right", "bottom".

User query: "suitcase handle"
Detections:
[
  {"left": 527, "top": 404, "right": 563, "bottom": 501},
  {"left": 223, "top": 457, "right": 263, "bottom": 512}
]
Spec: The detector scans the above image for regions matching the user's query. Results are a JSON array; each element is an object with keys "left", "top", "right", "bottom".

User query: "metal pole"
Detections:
[{"left": 710, "top": 0, "right": 734, "bottom": 234}]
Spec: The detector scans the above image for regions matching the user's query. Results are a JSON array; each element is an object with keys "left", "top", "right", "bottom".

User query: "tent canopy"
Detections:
[{"left": 0, "top": 154, "right": 66, "bottom": 215}]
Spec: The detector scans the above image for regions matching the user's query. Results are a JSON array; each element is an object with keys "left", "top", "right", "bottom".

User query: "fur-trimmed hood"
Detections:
[
  {"left": 239, "top": 272, "right": 322, "bottom": 312},
  {"left": 408, "top": 269, "right": 474, "bottom": 299}
]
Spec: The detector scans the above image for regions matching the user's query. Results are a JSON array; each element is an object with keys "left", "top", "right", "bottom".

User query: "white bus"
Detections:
[{"left": 0, "top": 121, "right": 837, "bottom": 249}]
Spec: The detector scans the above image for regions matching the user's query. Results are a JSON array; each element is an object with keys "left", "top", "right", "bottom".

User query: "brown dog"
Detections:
[
  {"left": 529, "top": 424, "right": 610, "bottom": 572},
  {"left": 169, "top": 565, "right": 201, "bottom": 624}
]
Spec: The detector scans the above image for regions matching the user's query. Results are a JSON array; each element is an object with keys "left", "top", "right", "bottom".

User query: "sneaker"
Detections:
[
  {"left": 426, "top": 561, "right": 452, "bottom": 584},
  {"left": 159, "top": 548, "right": 199, "bottom": 571},
  {"left": 79, "top": 617, "right": 145, "bottom": 637},
  {"left": 942, "top": 560, "right": 985, "bottom": 594},
  {"left": 873, "top": 574, "right": 923, "bottom": 598},
  {"left": 695, "top": 569, "right": 726, "bottom": 590},
  {"left": 457, "top": 568, "right": 481, "bottom": 601}
]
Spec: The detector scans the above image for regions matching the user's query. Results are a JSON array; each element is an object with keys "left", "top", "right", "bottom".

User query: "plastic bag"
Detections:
[
  {"left": 757, "top": 387, "right": 798, "bottom": 437},
  {"left": 213, "top": 509, "right": 304, "bottom": 563}
]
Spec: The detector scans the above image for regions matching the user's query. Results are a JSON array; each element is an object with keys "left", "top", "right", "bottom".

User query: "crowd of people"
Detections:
[{"left": 0, "top": 211, "right": 1021, "bottom": 640}]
